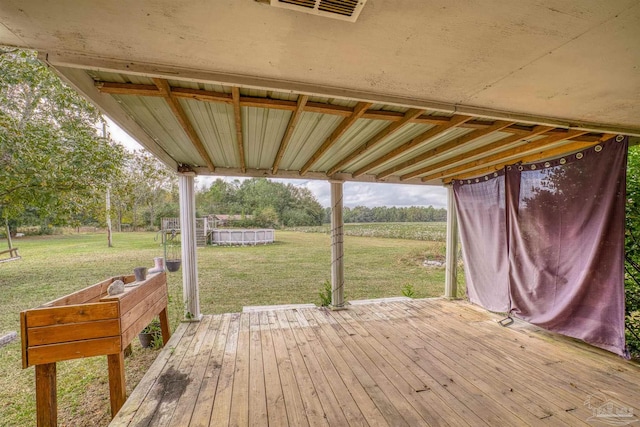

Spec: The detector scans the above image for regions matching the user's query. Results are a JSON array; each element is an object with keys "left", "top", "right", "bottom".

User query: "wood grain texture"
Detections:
[
  {"left": 111, "top": 300, "right": 640, "bottom": 426},
  {"left": 26, "top": 302, "right": 119, "bottom": 327},
  {"left": 35, "top": 363, "right": 57, "bottom": 427}
]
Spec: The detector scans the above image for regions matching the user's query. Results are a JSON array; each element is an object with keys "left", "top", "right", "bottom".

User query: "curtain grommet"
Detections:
[
  {"left": 576, "top": 152, "right": 584, "bottom": 160},
  {"left": 616, "top": 135, "right": 624, "bottom": 142},
  {"left": 544, "top": 162, "right": 551, "bottom": 168},
  {"left": 559, "top": 158, "right": 567, "bottom": 164},
  {"left": 530, "top": 165, "right": 536, "bottom": 170},
  {"left": 595, "top": 145, "right": 603, "bottom": 152}
]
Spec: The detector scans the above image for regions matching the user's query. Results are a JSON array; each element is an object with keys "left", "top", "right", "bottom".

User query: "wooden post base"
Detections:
[
  {"left": 107, "top": 352, "right": 126, "bottom": 418},
  {"left": 36, "top": 363, "right": 57, "bottom": 427}
]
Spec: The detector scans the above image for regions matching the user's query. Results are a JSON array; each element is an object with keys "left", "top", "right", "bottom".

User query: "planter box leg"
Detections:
[
  {"left": 159, "top": 308, "right": 171, "bottom": 346},
  {"left": 107, "top": 352, "right": 126, "bottom": 418},
  {"left": 36, "top": 363, "right": 57, "bottom": 427}
]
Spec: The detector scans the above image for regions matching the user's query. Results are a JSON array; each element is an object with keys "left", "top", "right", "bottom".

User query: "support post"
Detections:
[
  {"left": 330, "top": 180, "right": 345, "bottom": 309},
  {"left": 35, "top": 363, "right": 57, "bottom": 427},
  {"left": 445, "top": 185, "right": 458, "bottom": 299},
  {"left": 107, "top": 352, "right": 126, "bottom": 418},
  {"left": 179, "top": 173, "right": 202, "bottom": 321}
]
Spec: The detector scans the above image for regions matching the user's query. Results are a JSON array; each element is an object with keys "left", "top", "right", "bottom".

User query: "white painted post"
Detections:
[
  {"left": 179, "top": 173, "right": 202, "bottom": 321},
  {"left": 445, "top": 185, "right": 459, "bottom": 299},
  {"left": 330, "top": 180, "right": 345, "bottom": 309}
]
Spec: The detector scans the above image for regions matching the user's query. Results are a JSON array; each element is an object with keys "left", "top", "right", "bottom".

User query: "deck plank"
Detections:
[
  {"left": 395, "top": 301, "right": 590, "bottom": 424},
  {"left": 168, "top": 315, "right": 221, "bottom": 427},
  {"left": 264, "top": 310, "right": 310, "bottom": 427},
  {"left": 257, "top": 311, "right": 288, "bottom": 426},
  {"left": 274, "top": 310, "right": 329, "bottom": 427},
  {"left": 111, "top": 300, "right": 640, "bottom": 427},
  {"left": 209, "top": 313, "right": 241, "bottom": 426},
  {"left": 229, "top": 313, "right": 250, "bottom": 426},
  {"left": 189, "top": 314, "right": 232, "bottom": 427},
  {"left": 248, "top": 312, "right": 268, "bottom": 426},
  {"left": 300, "top": 309, "right": 390, "bottom": 427}
]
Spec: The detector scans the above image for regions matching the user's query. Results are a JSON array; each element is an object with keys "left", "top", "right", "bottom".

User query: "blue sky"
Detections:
[{"left": 107, "top": 119, "right": 448, "bottom": 209}]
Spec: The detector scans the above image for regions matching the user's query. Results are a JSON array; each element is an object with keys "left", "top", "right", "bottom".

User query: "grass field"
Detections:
[
  {"left": 288, "top": 221, "right": 447, "bottom": 242},
  {"left": 0, "top": 226, "right": 462, "bottom": 426}
]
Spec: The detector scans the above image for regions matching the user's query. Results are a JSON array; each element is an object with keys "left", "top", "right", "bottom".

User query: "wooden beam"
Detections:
[
  {"left": 326, "top": 109, "right": 425, "bottom": 176},
  {"left": 395, "top": 120, "right": 516, "bottom": 181},
  {"left": 152, "top": 78, "right": 215, "bottom": 172},
  {"left": 412, "top": 126, "right": 554, "bottom": 182},
  {"left": 437, "top": 129, "right": 588, "bottom": 182},
  {"left": 449, "top": 138, "right": 595, "bottom": 182},
  {"left": 300, "top": 102, "right": 372, "bottom": 175},
  {"left": 172, "top": 87, "right": 233, "bottom": 104},
  {"left": 95, "top": 81, "right": 543, "bottom": 131},
  {"left": 272, "top": 95, "right": 308, "bottom": 174},
  {"left": 353, "top": 115, "right": 473, "bottom": 178},
  {"left": 232, "top": 87, "right": 246, "bottom": 173},
  {"left": 95, "top": 82, "right": 161, "bottom": 97}
]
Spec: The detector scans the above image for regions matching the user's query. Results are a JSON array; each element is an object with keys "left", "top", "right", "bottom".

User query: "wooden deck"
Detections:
[{"left": 111, "top": 299, "right": 640, "bottom": 426}]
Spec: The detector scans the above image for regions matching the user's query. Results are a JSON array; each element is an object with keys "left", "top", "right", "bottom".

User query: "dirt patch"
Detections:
[{"left": 57, "top": 344, "right": 160, "bottom": 427}]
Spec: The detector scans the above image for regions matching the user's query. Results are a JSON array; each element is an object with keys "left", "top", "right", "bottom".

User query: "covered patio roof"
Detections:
[{"left": 1, "top": 1, "right": 639, "bottom": 184}]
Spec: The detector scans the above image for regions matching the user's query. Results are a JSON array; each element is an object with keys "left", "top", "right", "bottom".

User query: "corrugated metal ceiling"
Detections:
[{"left": 79, "top": 69, "right": 615, "bottom": 185}]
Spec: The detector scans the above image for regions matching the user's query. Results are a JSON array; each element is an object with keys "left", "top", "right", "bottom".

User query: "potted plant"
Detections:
[
  {"left": 138, "top": 318, "right": 163, "bottom": 349},
  {"left": 165, "top": 229, "right": 181, "bottom": 272}
]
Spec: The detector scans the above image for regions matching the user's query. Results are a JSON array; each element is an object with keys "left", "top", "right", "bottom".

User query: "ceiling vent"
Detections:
[{"left": 271, "top": 0, "right": 366, "bottom": 22}]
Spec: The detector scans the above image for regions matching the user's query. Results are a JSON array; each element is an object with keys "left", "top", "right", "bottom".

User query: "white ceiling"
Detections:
[{"left": 1, "top": 0, "right": 638, "bottom": 132}]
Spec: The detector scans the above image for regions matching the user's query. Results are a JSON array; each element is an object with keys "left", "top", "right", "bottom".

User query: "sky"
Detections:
[{"left": 106, "top": 119, "right": 448, "bottom": 209}]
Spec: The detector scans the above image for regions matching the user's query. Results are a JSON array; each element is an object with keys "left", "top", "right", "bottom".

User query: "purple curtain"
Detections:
[
  {"left": 454, "top": 136, "right": 628, "bottom": 357},
  {"left": 454, "top": 173, "right": 510, "bottom": 312}
]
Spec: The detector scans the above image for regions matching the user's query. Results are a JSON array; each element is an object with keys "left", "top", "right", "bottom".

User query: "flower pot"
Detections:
[
  {"left": 134, "top": 266, "right": 148, "bottom": 281},
  {"left": 138, "top": 332, "right": 154, "bottom": 348},
  {"left": 166, "top": 259, "right": 181, "bottom": 272}
]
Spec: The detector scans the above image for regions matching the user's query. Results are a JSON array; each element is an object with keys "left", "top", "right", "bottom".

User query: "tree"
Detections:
[
  {"left": 625, "top": 145, "right": 640, "bottom": 356},
  {"left": 110, "top": 150, "right": 177, "bottom": 230},
  {"left": 0, "top": 49, "right": 123, "bottom": 232},
  {"left": 196, "top": 178, "right": 324, "bottom": 227}
]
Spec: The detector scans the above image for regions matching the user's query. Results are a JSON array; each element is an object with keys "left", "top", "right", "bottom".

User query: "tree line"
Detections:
[{"left": 0, "top": 48, "right": 463, "bottom": 237}]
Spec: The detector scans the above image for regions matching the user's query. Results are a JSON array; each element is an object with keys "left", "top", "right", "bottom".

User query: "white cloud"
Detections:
[{"left": 286, "top": 180, "right": 447, "bottom": 209}]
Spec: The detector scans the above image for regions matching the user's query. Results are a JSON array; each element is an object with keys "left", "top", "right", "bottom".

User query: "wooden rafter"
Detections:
[
  {"left": 96, "top": 81, "right": 584, "bottom": 135},
  {"left": 352, "top": 115, "right": 473, "bottom": 178},
  {"left": 417, "top": 125, "right": 554, "bottom": 182},
  {"left": 232, "top": 87, "right": 246, "bottom": 173},
  {"left": 448, "top": 138, "right": 595, "bottom": 182},
  {"left": 379, "top": 120, "right": 515, "bottom": 180},
  {"left": 436, "top": 129, "right": 588, "bottom": 182},
  {"left": 326, "top": 109, "right": 424, "bottom": 176},
  {"left": 151, "top": 78, "right": 215, "bottom": 172},
  {"left": 300, "top": 102, "right": 372, "bottom": 175},
  {"left": 272, "top": 95, "right": 308, "bottom": 174}
]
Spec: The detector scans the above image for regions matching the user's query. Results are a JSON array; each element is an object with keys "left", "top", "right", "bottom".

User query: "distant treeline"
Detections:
[{"left": 324, "top": 205, "right": 446, "bottom": 224}]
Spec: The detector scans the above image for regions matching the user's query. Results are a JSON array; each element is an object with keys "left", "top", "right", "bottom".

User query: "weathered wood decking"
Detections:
[{"left": 111, "top": 299, "right": 640, "bottom": 426}]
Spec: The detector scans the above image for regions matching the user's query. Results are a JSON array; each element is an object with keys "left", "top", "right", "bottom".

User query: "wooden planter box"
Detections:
[{"left": 20, "top": 272, "right": 171, "bottom": 427}]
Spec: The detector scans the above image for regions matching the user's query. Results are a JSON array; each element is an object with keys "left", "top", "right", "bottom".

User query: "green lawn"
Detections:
[{"left": 0, "top": 228, "right": 463, "bottom": 426}]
